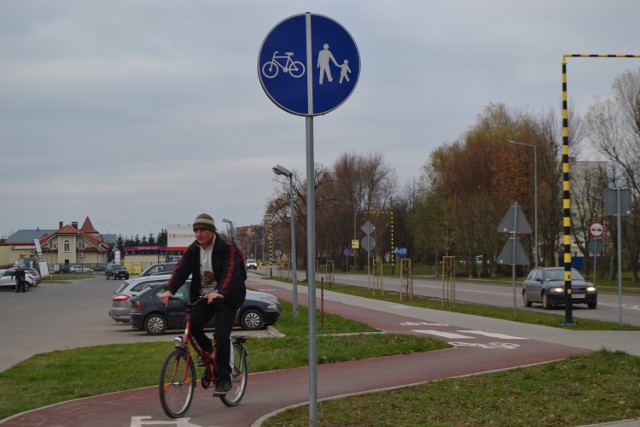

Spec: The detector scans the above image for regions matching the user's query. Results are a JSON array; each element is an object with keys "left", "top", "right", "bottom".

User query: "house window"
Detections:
[
  {"left": 78, "top": 241, "right": 85, "bottom": 250},
  {"left": 64, "top": 240, "right": 70, "bottom": 252}
]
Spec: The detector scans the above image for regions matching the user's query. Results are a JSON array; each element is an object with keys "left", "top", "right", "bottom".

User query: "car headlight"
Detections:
[
  {"left": 549, "top": 287, "right": 565, "bottom": 293},
  {"left": 265, "top": 303, "right": 280, "bottom": 312},
  {"left": 587, "top": 286, "right": 597, "bottom": 292}
]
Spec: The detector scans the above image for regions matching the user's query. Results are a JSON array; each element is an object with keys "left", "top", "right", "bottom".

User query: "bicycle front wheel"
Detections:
[
  {"left": 261, "top": 61, "right": 279, "bottom": 78},
  {"left": 288, "top": 61, "right": 306, "bottom": 78},
  {"left": 220, "top": 343, "right": 248, "bottom": 407},
  {"left": 159, "top": 349, "right": 196, "bottom": 418}
]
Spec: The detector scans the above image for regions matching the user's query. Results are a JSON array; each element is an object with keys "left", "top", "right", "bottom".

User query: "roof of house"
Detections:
[
  {"left": 6, "top": 217, "right": 115, "bottom": 249},
  {"left": 80, "top": 217, "right": 98, "bottom": 234},
  {"left": 6, "top": 229, "right": 55, "bottom": 244}
]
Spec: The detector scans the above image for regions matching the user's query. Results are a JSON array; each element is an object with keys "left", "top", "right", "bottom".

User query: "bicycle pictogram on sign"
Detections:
[{"left": 261, "top": 51, "right": 306, "bottom": 78}]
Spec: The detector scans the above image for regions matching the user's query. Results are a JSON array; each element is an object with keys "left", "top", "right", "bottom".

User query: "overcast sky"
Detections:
[{"left": 2, "top": 0, "right": 640, "bottom": 239}]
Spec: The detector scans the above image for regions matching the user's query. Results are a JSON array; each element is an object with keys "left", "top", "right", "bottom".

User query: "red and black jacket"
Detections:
[{"left": 165, "top": 237, "right": 247, "bottom": 309}]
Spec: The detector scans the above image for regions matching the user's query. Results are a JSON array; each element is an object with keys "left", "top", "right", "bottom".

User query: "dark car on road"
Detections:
[
  {"left": 522, "top": 267, "right": 597, "bottom": 309},
  {"left": 129, "top": 282, "right": 281, "bottom": 335},
  {"left": 105, "top": 264, "right": 130, "bottom": 280},
  {"left": 138, "top": 263, "right": 178, "bottom": 277},
  {"left": 109, "top": 275, "right": 172, "bottom": 323}
]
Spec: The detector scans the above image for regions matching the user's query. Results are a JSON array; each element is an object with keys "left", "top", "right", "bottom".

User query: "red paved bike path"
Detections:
[{"left": 1, "top": 281, "right": 592, "bottom": 427}]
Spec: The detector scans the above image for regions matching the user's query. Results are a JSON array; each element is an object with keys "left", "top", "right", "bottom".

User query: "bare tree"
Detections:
[{"left": 584, "top": 68, "right": 640, "bottom": 281}]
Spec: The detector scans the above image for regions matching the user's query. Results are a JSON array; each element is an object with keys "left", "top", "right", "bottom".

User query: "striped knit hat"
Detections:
[{"left": 193, "top": 213, "right": 216, "bottom": 232}]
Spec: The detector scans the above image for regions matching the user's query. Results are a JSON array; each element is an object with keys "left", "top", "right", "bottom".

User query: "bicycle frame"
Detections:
[
  {"left": 271, "top": 51, "right": 293, "bottom": 68},
  {"left": 159, "top": 296, "right": 248, "bottom": 418},
  {"left": 173, "top": 299, "right": 216, "bottom": 385}
]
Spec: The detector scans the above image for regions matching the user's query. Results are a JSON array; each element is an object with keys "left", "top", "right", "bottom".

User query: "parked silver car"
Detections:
[
  {"left": 109, "top": 274, "right": 172, "bottom": 323},
  {"left": 0, "top": 268, "right": 36, "bottom": 289},
  {"left": 69, "top": 265, "right": 94, "bottom": 274},
  {"left": 138, "top": 263, "right": 177, "bottom": 277}
]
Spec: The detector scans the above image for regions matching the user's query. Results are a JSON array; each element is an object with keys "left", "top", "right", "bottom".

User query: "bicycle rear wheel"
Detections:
[
  {"left": 159, "top": 349, "right": 196, "bottom": 418},
  {"left": 220, "top": 342, "right": 248, "bottom": 406}
]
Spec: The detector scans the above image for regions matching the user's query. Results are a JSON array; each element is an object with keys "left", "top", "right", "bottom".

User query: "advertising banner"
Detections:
[{"left": 167, "top": 225, "right": 195, "bottom": 251}]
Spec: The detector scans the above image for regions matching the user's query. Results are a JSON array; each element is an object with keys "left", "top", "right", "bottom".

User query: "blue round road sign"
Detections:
[{"left": 258, "top": 13, "right": 360, "bottom": 116}]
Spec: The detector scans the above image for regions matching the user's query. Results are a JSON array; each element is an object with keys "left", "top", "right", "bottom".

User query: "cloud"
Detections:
[{"left": 2, "top": 0, "right": 640, "bottom": 238}]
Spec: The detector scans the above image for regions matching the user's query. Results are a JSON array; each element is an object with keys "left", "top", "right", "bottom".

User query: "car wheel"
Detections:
[
  {"left": 588, "top": 301, "right": 597, "bottom": 309},
  {"left": 240, "top": 309, "right": 264, "bottom": 330},
  {"left": 144, "top": 314, "right": 167, "bottom": 335},
  {"left": 542, "top": 292, "right": 551, "bottom": 310},
  {"left": 522, "top": 291, "right": 532, "bottom": 307}
]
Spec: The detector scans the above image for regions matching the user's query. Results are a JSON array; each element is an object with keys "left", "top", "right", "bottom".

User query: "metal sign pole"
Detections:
[
  {"left": 511, "top": 202, "right": 518, "bottom": 320},
  {"left": 617, "top": 188, "right": 623, "bottom": 325},
  {"left": 306, "top": 116, "right": 318, "bottom": 426}
]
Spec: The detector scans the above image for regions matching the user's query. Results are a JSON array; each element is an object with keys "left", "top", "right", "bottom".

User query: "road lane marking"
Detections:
[
  {"left": 458, "top": 330, "right": 528, "bottom": 340},
  {"left": 400, "top": 321, "right": 450, "bottom": 326},
  {"left": 131, "top": 416, "right": 213, "bottom": 426},
  {"left": 412, "top": 330, "right": 475, "bottom": 339},
  {"left": 449, "top": 342, "right": 521, "bottom": 350}
]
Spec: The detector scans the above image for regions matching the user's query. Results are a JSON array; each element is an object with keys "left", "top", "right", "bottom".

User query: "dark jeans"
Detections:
[
  {"left": 15, "top": 280, "right": 25, "bottom": 293},
  {"left": 190, "top": 298, "right": 236, "bottom": 380}
]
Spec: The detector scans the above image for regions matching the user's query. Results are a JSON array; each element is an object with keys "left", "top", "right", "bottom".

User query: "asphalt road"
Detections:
[
  {"left": 328, "top": 272, "right": 640, "bottom": 326},
  {"left": 0, "top": 276, "right": 268, "bottom": 373}
]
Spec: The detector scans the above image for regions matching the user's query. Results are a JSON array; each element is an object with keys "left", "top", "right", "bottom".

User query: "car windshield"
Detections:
[{"left": 545, "top": 268, "right": 585, "bottom": 281}]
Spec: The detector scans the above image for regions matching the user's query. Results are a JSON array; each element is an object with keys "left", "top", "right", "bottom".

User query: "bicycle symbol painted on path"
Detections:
[{"left": 261, "top": 51, "right": 306, "bottom": 79}]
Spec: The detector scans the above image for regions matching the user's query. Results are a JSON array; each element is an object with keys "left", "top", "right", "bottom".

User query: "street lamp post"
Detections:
[
  {"left": 507, "top": 140, "right": 538, "bottom": 267},
  {"left": 332, "top": 201, "right": 357, "bottom": 271},
  {"left": 222, "top": 218, "right": 235, "bottom": 243},
  {"left": 272, "top": 164, "right": 299, "bottom": 320}
]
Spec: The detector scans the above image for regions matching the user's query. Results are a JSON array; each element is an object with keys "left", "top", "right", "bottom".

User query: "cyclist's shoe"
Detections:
[
  {"left": 213, "top": 378, "right": 232, "bottom": 396},
  {"left": 196, "top": 356, "right": 205, "bottom": 367}
]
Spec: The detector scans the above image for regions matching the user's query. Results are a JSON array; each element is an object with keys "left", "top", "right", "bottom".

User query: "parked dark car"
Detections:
[
  {"left": 105, "top": 264, "right": 129, "bottom": 280},
  {"left": 138, "top": 263, "right": 178, "bottom": 277},
  {"left": 522, "top": 267, "right": 597, "bottom": 309},
  {"left": 129, "top": 282, "right": 281, "bottom": 335},
  {"left": 109, "top": 274, "right": 172, "bottom": 323}
]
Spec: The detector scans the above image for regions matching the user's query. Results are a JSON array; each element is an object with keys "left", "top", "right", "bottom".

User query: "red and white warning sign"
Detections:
[{"left": 589, "top": 221, "right": 605, "bottom": 238}]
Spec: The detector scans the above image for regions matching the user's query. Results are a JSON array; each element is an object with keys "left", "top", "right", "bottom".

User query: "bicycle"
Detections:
[
  {"left": 158, "top": 296, "right": 248, "bottom": 418},
  {"left": 261, "top": 51, "right": 306, "bottom": 78}
]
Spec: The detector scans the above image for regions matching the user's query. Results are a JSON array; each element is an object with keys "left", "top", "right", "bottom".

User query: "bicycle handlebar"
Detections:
[{"left": 167, "top": 295, "right": 204, "bottom": 307}]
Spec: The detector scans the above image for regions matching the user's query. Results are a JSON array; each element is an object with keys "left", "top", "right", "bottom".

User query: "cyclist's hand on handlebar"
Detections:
[
  {"left": 205, "top": 292, "right": 224, "bottom": 304},
  {"left": 160, "top": 290, "right": 174, "bottom": 306}
]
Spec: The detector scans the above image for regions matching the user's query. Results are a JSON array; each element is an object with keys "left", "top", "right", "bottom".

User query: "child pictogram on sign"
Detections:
[{"left": 338, "top": 59, "right": 351, "bottom": 83}]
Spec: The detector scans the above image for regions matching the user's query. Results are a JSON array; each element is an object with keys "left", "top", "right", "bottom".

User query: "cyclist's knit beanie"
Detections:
[{"left": 193, "top": 213, "right": 216, "bottom": 232}]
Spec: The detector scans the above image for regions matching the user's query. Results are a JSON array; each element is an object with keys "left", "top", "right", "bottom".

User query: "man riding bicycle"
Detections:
[{"left": 160, "top": 213, "right": 247, "bottom": 395}]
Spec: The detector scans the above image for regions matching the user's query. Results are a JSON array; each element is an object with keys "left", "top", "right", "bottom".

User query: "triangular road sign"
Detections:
[
  {"left": 497, "top": 237, "right": 530, "bottom": 265},
  {"left": 497, "top": 202, "right": 532, "bottom": 234}
]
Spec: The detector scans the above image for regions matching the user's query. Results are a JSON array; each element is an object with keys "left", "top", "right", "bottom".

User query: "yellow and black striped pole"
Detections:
[
  {"left": 561, "top": 54, "right": 640, "bottom": 325},
  {"left": 366, "top": 210, "right": 395, "bottom": 274}
]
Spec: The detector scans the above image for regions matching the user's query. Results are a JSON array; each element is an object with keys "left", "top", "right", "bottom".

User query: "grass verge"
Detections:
[
  {"left": 263, "top": 349, "right": 640, "bottom": 427},
  {"left": 0, "top": 300, "right": 447, "bottom": 420},
  {"left": 315, "top": 281, "right": 640, "bottom": 331}
]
